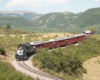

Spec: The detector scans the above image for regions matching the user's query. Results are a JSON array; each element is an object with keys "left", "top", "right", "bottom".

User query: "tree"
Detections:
[
  {"left": 6, "top": 24, "right": 11, "bottom": 29},
  {"left": 89, "top": 28, "right": 97, "bottom": 34}
]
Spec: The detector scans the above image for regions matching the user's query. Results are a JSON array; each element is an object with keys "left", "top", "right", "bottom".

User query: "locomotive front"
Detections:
[{"left": 15, "top": 44, "right": 35, "bottom": 60}]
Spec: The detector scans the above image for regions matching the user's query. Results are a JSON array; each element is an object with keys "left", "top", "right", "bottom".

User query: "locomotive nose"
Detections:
[{"left": 16, "top": 49, "right": 24, "bottom": 56}]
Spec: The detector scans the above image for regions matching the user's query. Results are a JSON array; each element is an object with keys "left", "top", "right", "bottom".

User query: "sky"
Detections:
[{"left": 0, "top": 0, "right": 100, "bottom": 14}]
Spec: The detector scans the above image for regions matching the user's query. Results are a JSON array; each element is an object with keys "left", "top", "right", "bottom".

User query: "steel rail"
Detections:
[{"left": 17, "top": 61, "right": 64, "bottom": 80}]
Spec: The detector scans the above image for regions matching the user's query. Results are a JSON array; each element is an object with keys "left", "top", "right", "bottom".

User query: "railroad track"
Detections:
[{"left": 17, "top": 61, "right": 64, "bottom": 80}]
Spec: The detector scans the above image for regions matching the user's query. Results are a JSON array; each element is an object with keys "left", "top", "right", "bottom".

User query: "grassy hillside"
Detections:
[
  {"left": 0, "top": 25, "right": 31, "bottom": 34},
  {"left": 0, "top": 16, "right": 37, "bottom": 29},
  {"left": 33, "top": 37, "right": 100, "bottom": 80},
  {"left": 35, "top": 12, "right": 78, "bottom": 29}
]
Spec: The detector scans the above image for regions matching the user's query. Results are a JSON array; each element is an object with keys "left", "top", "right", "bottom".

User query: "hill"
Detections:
[
  {"left": 0, "top": 11, "right": 43, "bottom": 19},
  {"left": 0, "top": 12, "right": 79, "bottom": 33},
  {"left": 35, "top": 7, "right": 100, "bottom": 33},
  {"left": 71, "top": 7, "right": 100, "bottom": 33},
  {"left": 0, "top": 25, "right": 31, "bottom": 34},
  {"left": 35, "top": 12, "right": 79, "bottom": 29},
  {"left": 0, "top": 16, "right": 38, "bottom": 31},
  {"left": 0, "top": 7, "right": 100, "bottom": 33}
]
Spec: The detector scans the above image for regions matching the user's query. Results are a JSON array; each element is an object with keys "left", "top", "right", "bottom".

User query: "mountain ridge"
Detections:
[
  {"left": 0, "top": 10, "right": 43, "bottom": 19},
  {"left": 0, "top": 7, "right": 100, "bottom": 33}
]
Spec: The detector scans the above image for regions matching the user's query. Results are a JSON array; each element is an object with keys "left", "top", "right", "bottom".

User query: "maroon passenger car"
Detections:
[
  {"left": 77, "top": 33, "right": 86, "bottom": 42},
  {"left": 44, "top": 40, "right": 54, "bottom": 49},
  {"left": 65, "top": 35, "right": 78, "bottom": 44},
  {"left": 54, "top": 38, "right": 66, "bottom": 47},
  {"left": 30, "top": 41, "right": 45, "bottom": 51}
]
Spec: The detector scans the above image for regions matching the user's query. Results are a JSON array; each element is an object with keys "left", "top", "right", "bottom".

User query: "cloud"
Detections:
[
  {"left": 0, "top": 0, "right": 2, "bottom": 3},
  {"left": 5, "top": 0, "right": 68, "bottom": 8},
  {"left": 95, "top": 0, "right": 100, "bottom": 2}
]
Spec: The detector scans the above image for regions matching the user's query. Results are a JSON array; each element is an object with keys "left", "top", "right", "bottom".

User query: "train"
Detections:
[{"left": 15, "top": 30, "right": 91, "bottom": 60}]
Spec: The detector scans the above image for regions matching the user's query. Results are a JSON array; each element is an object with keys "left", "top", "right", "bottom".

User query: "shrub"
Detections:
[{"left": 0, "top": 48, "right": 6, "bottom": 55}]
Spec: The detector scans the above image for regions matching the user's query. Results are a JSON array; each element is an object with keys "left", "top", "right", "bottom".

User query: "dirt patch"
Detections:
[{"left": 83, "top": 56, "right": 100, "bottom": 80}]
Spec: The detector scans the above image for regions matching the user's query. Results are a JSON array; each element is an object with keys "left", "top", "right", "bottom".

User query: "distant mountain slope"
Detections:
[
  {"left": 0, "top": 7, "right": 100, "bottom": 33},
  {"left": 0, "top": 11, "right": 43, "bottom": 19},
  {"left": 71, "top": 7, "right": 100, "bottom": 28},
  {"left": 35, "top": 12, "right": 79, "bottom": 29},
  {"left": 0, "top": 16, "right": 37, "bottom": 28},
  {"left": 0, "top": 25, "right": 30, "bottom": 34}
]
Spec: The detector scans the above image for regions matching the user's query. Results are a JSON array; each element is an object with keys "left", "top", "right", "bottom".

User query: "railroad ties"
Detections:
[{"left": 17, "top": 61, "right": 64, "bottom": 80}]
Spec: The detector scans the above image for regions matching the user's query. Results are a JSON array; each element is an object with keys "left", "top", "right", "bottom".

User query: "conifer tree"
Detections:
[{"left": 6, "top": 24, "right": 11, "bottom": 29}]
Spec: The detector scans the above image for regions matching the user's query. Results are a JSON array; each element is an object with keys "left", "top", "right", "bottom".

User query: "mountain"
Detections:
[
  {"left": 0, "top": 11, "right": 43, "bottom": 19},
  {"left": 72, "top": 7, "right": 100, "bottom": 28},
  {"left": 0, "top": 16, "right": 37, "bottom": 31},
  {"left": 35, "top": 12, "right": 79, "bottom": 29},
  {"left": 0, "top": 7, "right": 100, "bottom": 33},
  {"left": 0, "top": 11, "right": 80, "bottom": 32}
]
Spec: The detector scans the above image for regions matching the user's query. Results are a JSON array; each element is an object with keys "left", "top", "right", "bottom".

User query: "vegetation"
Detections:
[
  {"left": 72, "top": 7, "right": 100, "bottom": 28},
  {"left": 0, "top": 61, "right": 40, "bottom": 80},
  {"left": 0, "top": 12, "right": 79, "bottom": 33},
  {"left": 0, "top": 26, "right": 32, "bottom": 55},
  {"left": 33, "top": 37, "right": 100, "bottom": 80},
  {"left": 71, "top": 7, "right": 100, "bottom": 33},
  {"left": 35, "top": 12, "right": 79, "bottom": 33},
  {"left": 0, "top": 16, "right": 37, "bottom": 29},
  {"left": 88, "top": 28, "right": 97, "bottom": 34},
  {"left": 6, "top": 23, "right": 11, "bottom": 29},
  {"left": 35, "top": 12, "right": 77, "bottom": 28},
  {"left": 0, "top": 25, "right": 30, "bottom": 34},
  {"left": 0, "top": 26, "right": 42, "bottom": 80}
]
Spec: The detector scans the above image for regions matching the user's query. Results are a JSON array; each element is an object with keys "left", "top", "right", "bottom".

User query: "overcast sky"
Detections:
[{"left": 0, "top": 0, "right": 100, "bottom": 14}]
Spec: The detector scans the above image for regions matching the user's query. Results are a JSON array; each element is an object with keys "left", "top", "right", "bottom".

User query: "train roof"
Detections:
[
  {"left": 48, "top": 33, "right": 85, "bottom": 41},
  {"left": 44, "top": 40, "right": 55, "bottom": 43},
  {"left": 76, "top": 33, "right": 85, "bottom": 37},
  {"left": 84, "top": 30, "right": 91, "bottom": 34},
  {"left": 66, "top": 35, "right": 77, "bottom": 39},
  {"left": 49, "top": 39, "right": 55, "bottom": 41},
  {"left": 54, "top": 37, "right": 66, "bottom": 41},
  {"left": 30, "top": 41, "right": 44, "bottom": 45}
]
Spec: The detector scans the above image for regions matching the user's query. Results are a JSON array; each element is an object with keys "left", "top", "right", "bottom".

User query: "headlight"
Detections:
[{"left": 17, "top": 50, "right": 24, "bottom": 56}]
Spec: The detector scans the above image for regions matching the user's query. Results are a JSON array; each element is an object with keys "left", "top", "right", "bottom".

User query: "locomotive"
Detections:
[
  {"left": 15, "top": 43, "right": 35, "bottom": 60},
  {"left": 15, "top": 30, "right": 91, "bottom": 60}
]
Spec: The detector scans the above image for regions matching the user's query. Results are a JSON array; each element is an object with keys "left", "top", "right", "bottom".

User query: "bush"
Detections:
[
  {"left": 33, "top": 48, "right": 86, "bottom": 79},
  {"left": 0, "top": 48, "right": 6, "bottom": 55}
]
